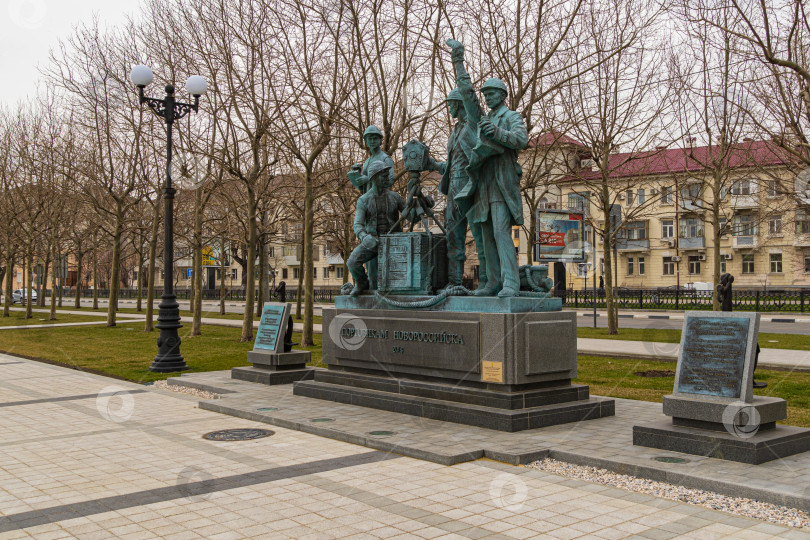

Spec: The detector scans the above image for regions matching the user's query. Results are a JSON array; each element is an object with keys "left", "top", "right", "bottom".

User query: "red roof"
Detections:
[
  {"left": 529, "top": 130, "right": 586, "bottom": 148},
  {"left": 562, "top": 140, "right": 794, "bottom": 181}
]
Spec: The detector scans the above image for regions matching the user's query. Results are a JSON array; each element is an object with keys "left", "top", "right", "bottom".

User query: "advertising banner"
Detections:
[{"left": 533, "top": 210, "right": 586, "bottom": 263}]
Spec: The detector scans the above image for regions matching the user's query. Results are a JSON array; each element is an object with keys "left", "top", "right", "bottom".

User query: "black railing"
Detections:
[
  {"left": 554, "top": 288, "right": 809, "bottom": 313},
  {"left": 30, "top": 286, "right": 810, "bottom": 313}
]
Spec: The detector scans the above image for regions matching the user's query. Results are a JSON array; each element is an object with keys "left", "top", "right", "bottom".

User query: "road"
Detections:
[{"left": 6, "top": 296, "right": 810, "bottom": 335}]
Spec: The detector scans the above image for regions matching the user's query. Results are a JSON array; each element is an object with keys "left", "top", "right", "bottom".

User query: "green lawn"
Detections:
[
  {"left": 576, "top": 355, "right": 810, "bottom": 427},
  {"left": 577, "top": 327, "right": 810, "bottom": 351},
  {"left": 30, "top": 305, "right": 324, "bottom": 325},
  {"left": 0, "top": 312, "right": 111, "bottom": 327},
  {"left": 3, "top": 322, "right": 808, "bottom": 427}
]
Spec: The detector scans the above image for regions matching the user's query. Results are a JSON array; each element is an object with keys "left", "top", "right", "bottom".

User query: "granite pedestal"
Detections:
[
  {"left": 292, "top": 297, "right": 614, "bottom": 432},
  {"left": 232, "top": 350, "right": 315, "bottom": 385},
  {"left": 633, "top": 311, "right": 810, "bottom": 463}
]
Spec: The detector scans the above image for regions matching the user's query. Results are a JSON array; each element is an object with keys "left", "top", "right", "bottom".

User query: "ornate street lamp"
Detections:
[{"left": 130, "top": 64, "right": 207, "bottom": 373}]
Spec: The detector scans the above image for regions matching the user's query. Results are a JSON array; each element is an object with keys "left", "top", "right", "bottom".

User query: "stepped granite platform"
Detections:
[
  {"left": 293, "top": 297, "right": 613, "bottom": 432},
  {"left": 168, "top": 369, "right": 810, "bottom": 513}
]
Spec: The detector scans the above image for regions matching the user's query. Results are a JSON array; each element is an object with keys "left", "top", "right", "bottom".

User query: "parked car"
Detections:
[{"left": 11, "top": 289, "right": 37, "bottom": 304}]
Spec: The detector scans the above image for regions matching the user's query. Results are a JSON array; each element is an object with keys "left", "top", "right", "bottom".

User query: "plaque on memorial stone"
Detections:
[
  {"left": 673, "top": 311, "right": 760, "bottom": 403},
  {"left": 254, "top": 302, "right": 290, "bottom": 353}
]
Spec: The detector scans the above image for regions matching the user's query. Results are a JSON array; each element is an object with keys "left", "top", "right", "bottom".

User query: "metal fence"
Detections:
[
  {"left": 554, "top": 288, "right": 810, "bottom": 313},
  {"left": 39, "top": 286, "right": 810, "bottom": 313}
]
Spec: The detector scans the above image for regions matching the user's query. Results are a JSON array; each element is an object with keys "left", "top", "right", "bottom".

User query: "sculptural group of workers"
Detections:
[{"left": 346, "top": 39, "right": 528, "bottom": 298}]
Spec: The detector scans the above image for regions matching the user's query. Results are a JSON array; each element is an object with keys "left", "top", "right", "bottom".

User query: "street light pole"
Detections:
[{"left": 130, "top": 65, "right": 207, "bottom": 373}]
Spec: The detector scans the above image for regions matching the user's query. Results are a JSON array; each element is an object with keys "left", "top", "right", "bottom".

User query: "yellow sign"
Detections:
[
  {"left": 481, "top": 361, "right": 504, "bottom": 383},
  {"left": 201, "top": 246, "right": 218, "bottom": 267}
]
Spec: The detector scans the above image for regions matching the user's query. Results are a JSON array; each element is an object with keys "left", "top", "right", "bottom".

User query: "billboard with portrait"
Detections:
[{"left": 533, "top": 209, "right": 586, "bottom": 263}]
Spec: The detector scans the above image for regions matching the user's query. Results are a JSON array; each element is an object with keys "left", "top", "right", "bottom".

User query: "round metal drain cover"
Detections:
[
  {"left": 368, "top": 431, "right": 396, "bottom": 437},
  {"left": 310, "top": 418, "right": 334, "bottom": 423},
  {"left": 654, "top": 456, "right": 689, "bottom": 464},
  {"left": 202, "top": 428, "right": 274, "bottom": 441}
]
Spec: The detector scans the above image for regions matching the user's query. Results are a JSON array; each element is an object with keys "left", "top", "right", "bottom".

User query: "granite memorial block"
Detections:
[
  {"left": 231, "top": 302, "right": 315, "bottom": 385},
  {"left": 293, "top": 304, "right": 614, "bottom": 432},
  {"left": 634, "top": 311, "right": 810, "bottom": 464}
]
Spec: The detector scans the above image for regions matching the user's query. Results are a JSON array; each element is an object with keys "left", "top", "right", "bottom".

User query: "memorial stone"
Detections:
[
  {"left": 231, "top": 302, "right": 315, "bottom": 385},
  {"left": 634, "top": 311, "right": 810, "bottom": 464}
]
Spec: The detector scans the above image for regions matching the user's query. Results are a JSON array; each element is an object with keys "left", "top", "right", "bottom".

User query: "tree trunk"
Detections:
[
  {"left": 145, "top": 201, "right": 160, "bottom": 331},
  {"left": 192, "top": 193, "right": 203, "bottom": 336},
  {"left": 136, "top": 248, "right": 144, "bottom": 312},
  {"left": 107, "top": 209, "right": 124, "bottom": 327},
  {"left": 49, "top": 241, "right": 58, "bottom": 320},
  {"left": 601, "top": 182, "right": 618, "bottom": 334},
  {"left": 189, "top": 247, "right": 197, "bottom": 315},
  {"left": 712, "top": 178, "right": 722, "bottom": 311},
  {"left": 74, "top": 247, "right": 83, "bottom": 310},
  {"left": 295, "top": 234, "right": 304, "bottom": 320},
  {"left": 57, "top": 252, "right": 63, "bottom": 308},
  {"left": 240, "top": 190, "right": 257, "bottom": 342},
  {"left": 25, "top": 248, "right": 33, "bottom": 319},
  {"left": 3, "top": 250, "right": 13, "bottom": 317},
  {"left": 92, "top": 247, "right": 99, "bottom": 310},
  {"left": 220, "top": 236, "right": 226, "bottom": 315},
  {"left": 256, "top": 236, "right": 266, "bottom": 318},
  {"left": 302, "top": 172, "right": 315, "bottom": 346},
  {"left": 39, "top": 250, "right": 50, "bottom": 308}
]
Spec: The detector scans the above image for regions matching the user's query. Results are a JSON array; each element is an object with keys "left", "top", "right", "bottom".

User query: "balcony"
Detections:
[
  {"left": 731, "top": 194, "right": 759, "bottom": 209},
  {"left": 732, "top": 235, "right": 759, "bottom": 249},
  {"left": 615, "top": 238, "right": 650, "bottom": 251},
  {"left": 678, "top": 236, "right": 705, "bottom": 250},
  {"left": 794, "top": 234, "right": 810, "bottom": 248}
]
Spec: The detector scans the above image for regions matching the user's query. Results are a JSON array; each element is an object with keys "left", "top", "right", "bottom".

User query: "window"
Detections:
[
  {"left": 663, "top": 257, "right": 676, "bottom": 275},
  {"left": 805, "top": 256, "right": 810, "bottom": 273},
  {"left": 293, "top": 268, "right": 300, "bottom": 279},
  {"left": 742, "top": 254, "right": 755, "bottom": 274},
  {"left": 513, "top": 228, "right": 520, "bottom": 240},
  {"left": 731, "top": 179, "right": 753, "bottom": 195},
  {"left": 627, "top": 257, "right": 634, "bottom": 276},
  {"left": 734, "top": 214, "right": 756, "bottom": 236},
  {"left": 661, "top": 219, "right": 674, "bottom": 238},
  {"left": 770, "top": 253, "right": 783, "bottom": 273},
  {"left": 638, "top": 256, "right": 646, "bottom": 275},
  {"left": 688, "top": 255, "right": 701, "bottom": 275},
  {"left": 282, "top": 268, "right": 288, "bottom": 279},
  {"left": 324, "top": 267, "right": 330, "bottom": 279},
  {"left": 568, "top": 192, "right": 590, "bottom": 213},
  {"left": 626, "top": 189, "right": 634, "bottom": 206},
  {"left": 661, "top": 186, "right": 673, "bottom": 204},
  {"left": 719, "top": 218, "right": 729, "bottom": 236},
  {"left": 283, "top": 245, "right": 297, "bottom": 257},
  {"left": 625, "top": 221, "right": 647, "bottom": 240},
  {"left": 682, "top": 183, "right": 701, "bottom": 202},
  {"left": 769, "top": 215, "right": 782, "bottom": 235},
  {"left": 539, "top": 197, "right": 557, "bottom": 210},
  {"left": 797, "top": 211, "right": 810, "bottom": 234},
  {"left": 720, "top": 259, "right": 727, "bottom": 274},
  {"left": 313, "top": 267, "right": 317, "bottom": 279},
  {"left": 231, "top": 269, "right": 238, "bottom": 280},
  {"left": 768, "top": 180, "right": 780, "bottom": 197},
  {"left": 637, "top": 189, "right": 646, "bottom": 205},
  {"left": 336, "top": 267, "right": 344, "bottom": 279},
  {"left": 680, "top": 217, "right": 703, "bottom": 238},
  {"left": 268, "top": 247, "right": 274, "bottom": 258}
]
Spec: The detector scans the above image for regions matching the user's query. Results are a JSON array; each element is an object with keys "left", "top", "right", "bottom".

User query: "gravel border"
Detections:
[
  {"left": 526, "top": 458, "right": 810, "bottom": 529},
  {"left": 152, "top": 380, "right": 221, "bottom": 400}
]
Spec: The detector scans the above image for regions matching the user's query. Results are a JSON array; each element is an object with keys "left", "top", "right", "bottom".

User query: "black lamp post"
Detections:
[{"left": 130, "top": 65, "right": 207, "bottom": 373}]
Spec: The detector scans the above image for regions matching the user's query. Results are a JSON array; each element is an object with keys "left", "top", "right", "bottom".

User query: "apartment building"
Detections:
[{"left": 542, "top": 139, "right": 810, "bottom": 289}]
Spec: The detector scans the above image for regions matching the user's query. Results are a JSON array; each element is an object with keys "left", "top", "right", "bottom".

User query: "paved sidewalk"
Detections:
[{"left": 1, "top": 356, "right": 808, "bottom": 539}]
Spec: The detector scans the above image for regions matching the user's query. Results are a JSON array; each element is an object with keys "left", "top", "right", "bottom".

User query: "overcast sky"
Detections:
[{"left": 1, "top": 0, "right": 134, "bottom": 106}]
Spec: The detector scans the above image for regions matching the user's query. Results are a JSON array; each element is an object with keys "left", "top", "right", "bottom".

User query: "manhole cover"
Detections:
[
  {"left": 634, "top": 370, "right": 676, "bottom": 378},
  {"left": 367, "top": 431, "right": 396, "bottom": 437},
  {"left": 654, "top": 456, "right": 689, "bottom": 464},
  {"left": 202, "top": 428, "right": 274, "bottom": 441},
  {"left": 257, "top": 407, "right": 278, "bottom": 412},
  {"left": 311, "top": 418, "right": 334, "bottom": 423}
]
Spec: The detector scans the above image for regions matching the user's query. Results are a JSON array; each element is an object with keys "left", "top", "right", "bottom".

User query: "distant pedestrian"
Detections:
[
  {"left": 598, "top": 275, "right": 605, "bottom": 296},
  {"left": 275, "top": 281, "right": 286, "bottom": 303},
  {"left": 718, "top": 273, "right": 766, "bottom": 388}
]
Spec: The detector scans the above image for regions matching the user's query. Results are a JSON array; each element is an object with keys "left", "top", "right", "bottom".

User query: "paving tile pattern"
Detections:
[{"left": 0, "top": 355, "right": 808, "bottom": 539}]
